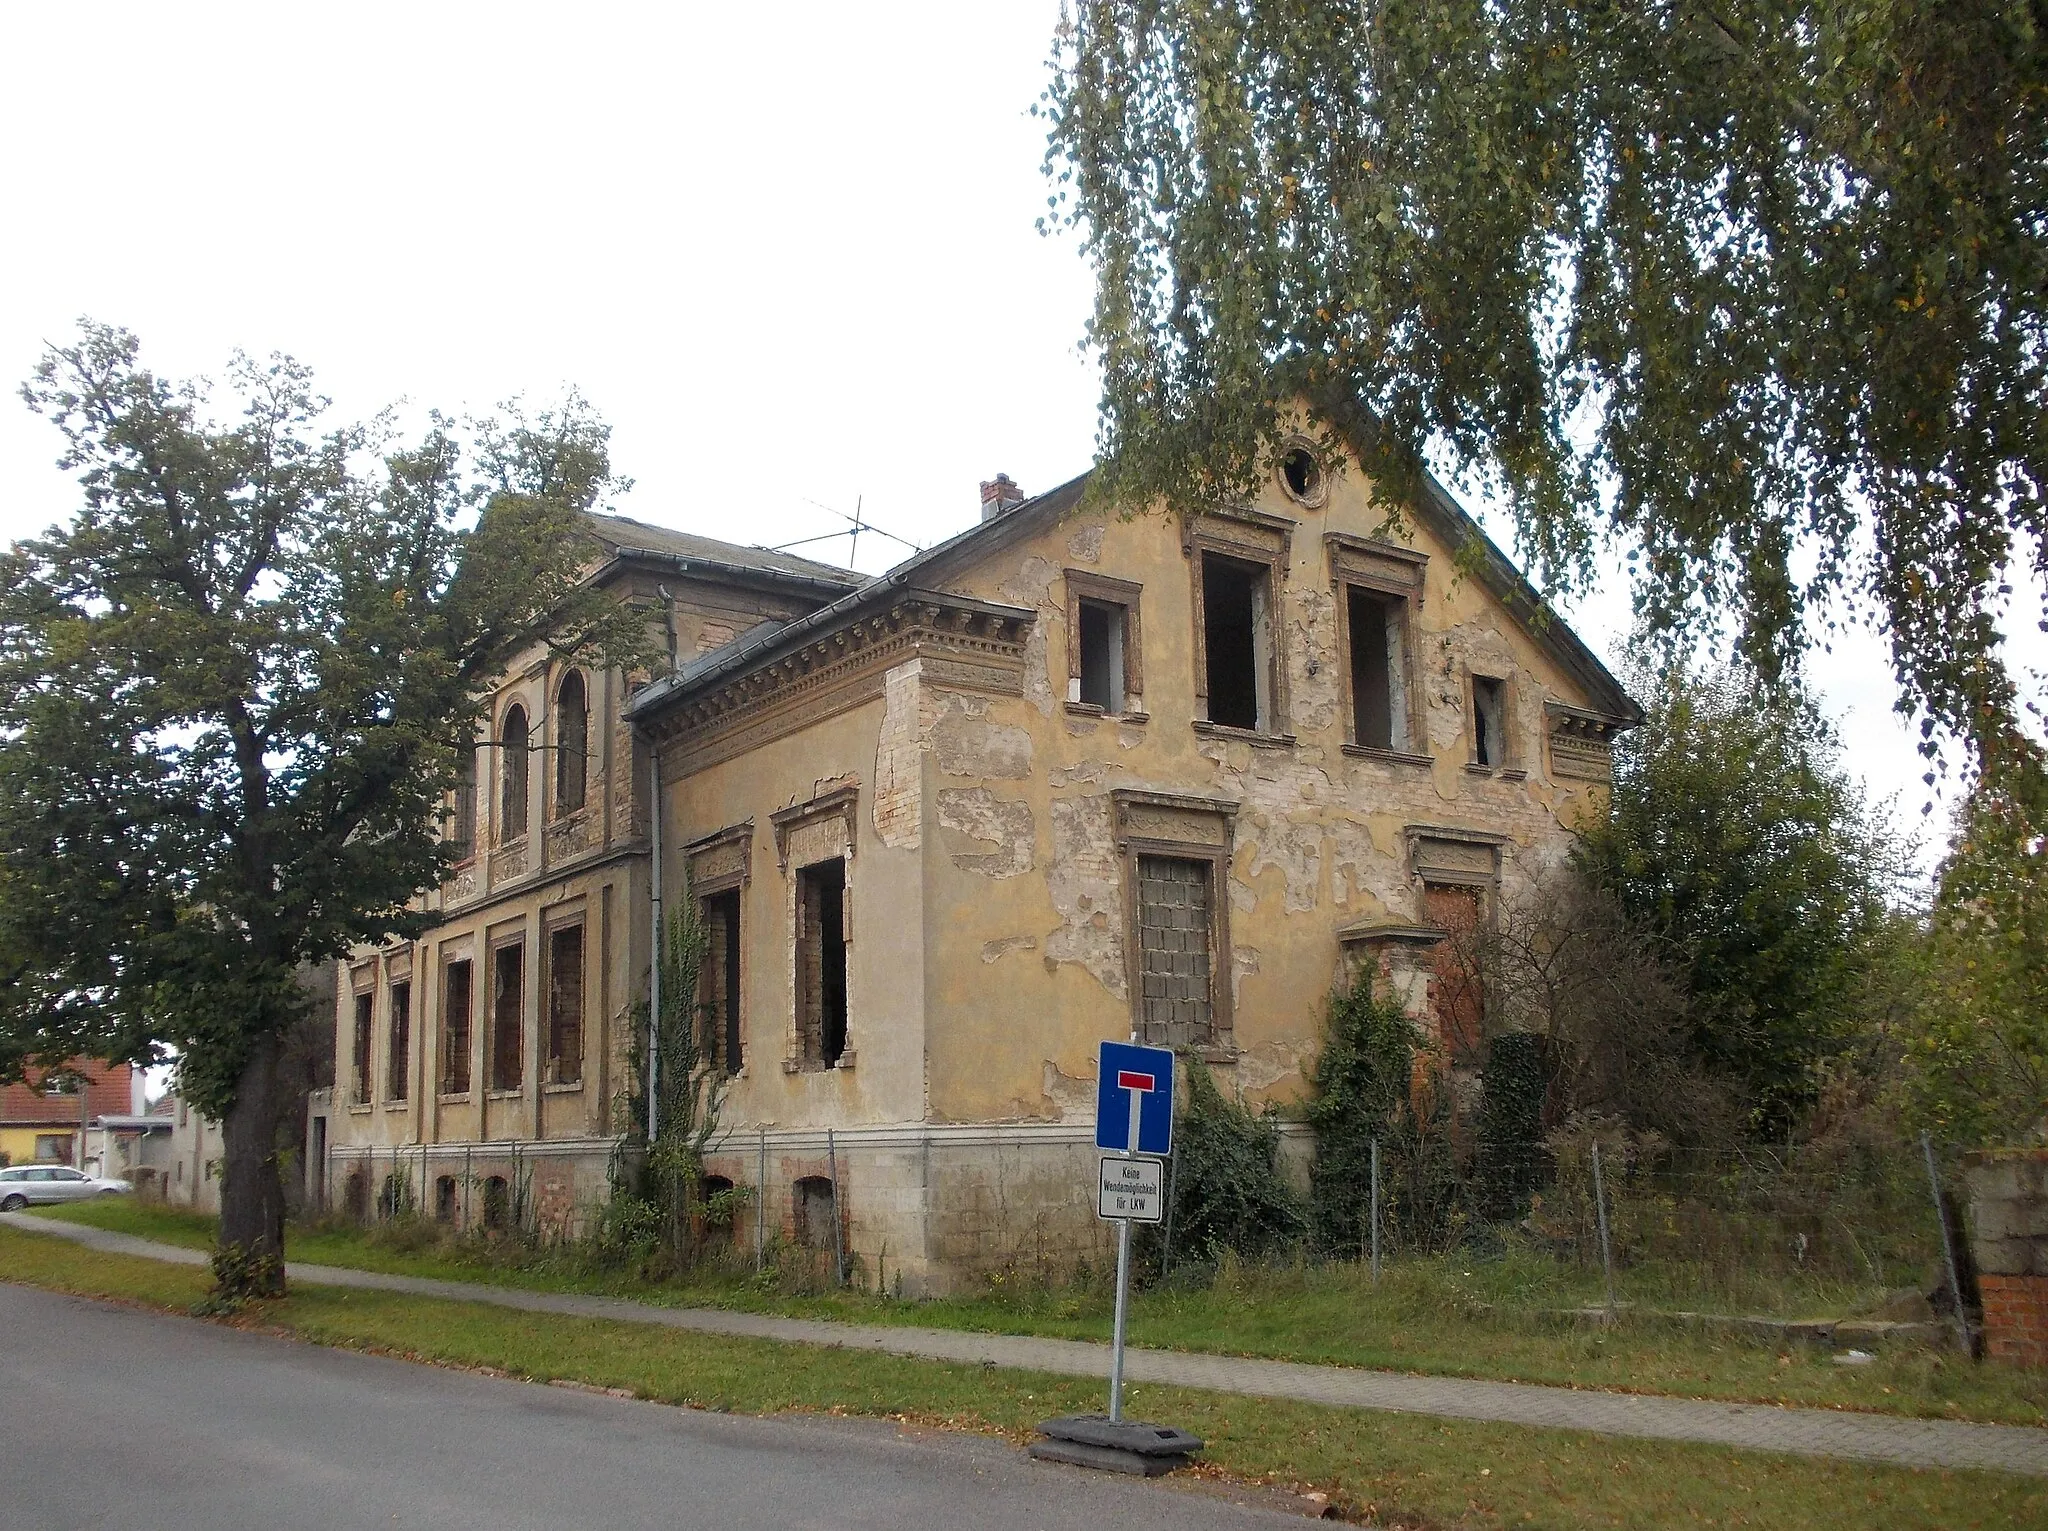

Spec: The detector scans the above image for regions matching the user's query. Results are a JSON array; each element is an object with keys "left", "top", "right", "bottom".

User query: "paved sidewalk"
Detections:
[{"left": 8, "top": 1211, "right": 2045, "bottom": 1477}]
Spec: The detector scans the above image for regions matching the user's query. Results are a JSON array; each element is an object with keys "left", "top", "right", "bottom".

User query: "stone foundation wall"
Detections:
[{"left": 1963, "top": 1147, "right": 2048, "bottom": 1368}]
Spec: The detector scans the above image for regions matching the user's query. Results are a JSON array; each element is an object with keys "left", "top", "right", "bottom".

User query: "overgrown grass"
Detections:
[
  {"left": 3, "top": 1226, "right": 2040, "bottom": 1531},
  {"left": 30, "top": 1200, "right": 2048, "bottom": 1427}
]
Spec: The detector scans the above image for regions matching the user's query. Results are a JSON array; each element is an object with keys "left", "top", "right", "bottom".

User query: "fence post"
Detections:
[
  {"left": 1592, "top": 1140, "right": 1617, "bottom": 1322},
  {"left": 1921, "top": 1131, "right": 1973, "bottom": 1354},
  {"left": 1369, "top": 1137, "right": 1381, "bottom": 1285},
  {"left": 756, "top": 1126, "right": 767, "bottom": 1274},
  {"left": 827, "top": 1128, "right": 845, "bottom": 1288}
]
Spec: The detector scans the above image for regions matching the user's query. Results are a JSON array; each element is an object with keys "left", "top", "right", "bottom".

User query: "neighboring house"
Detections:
[
  {"left": 89, "top": 1108, "right": 175, "bottom": 1196},
  {"left": 325, "top": 421, "right": 1638, "bottom": 1291},
  {"left": 165, "top": 1093, "right": 227, "bottom": 1215},
  {"left": 0, "top": 1060, "right": 141, "bottom": 1173}
]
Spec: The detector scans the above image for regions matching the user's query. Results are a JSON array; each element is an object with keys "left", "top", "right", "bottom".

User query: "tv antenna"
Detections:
[{"left": 774, "top": 496, "right": 923, "bottom": 568}]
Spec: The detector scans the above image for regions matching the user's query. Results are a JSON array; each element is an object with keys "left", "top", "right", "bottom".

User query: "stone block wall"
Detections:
[{"left": 1963, "top": 1147, "right": 2048, "bottom": 1368}]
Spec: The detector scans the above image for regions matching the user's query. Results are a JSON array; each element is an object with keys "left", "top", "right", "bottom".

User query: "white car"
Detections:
[{"left": 0, "top": 1164, "right": 132, "bottom": 1210}]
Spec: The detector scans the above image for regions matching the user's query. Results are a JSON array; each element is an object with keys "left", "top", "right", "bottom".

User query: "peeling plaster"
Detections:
[
  {"left": 1234, "top": 1037, "right": 1308, "bottom": 1094},
  {"left": 997, "top": 554, "right": 1061, "bottom": 717},
  {"left": 1066, "top": 522, "right": 1105, "bottom": 563},
  {"left": 1043, "top": 794, "right": 1127, "bottom": 998},
  {"left": 1287, "top": 586, "right": 1342, "bottom": 737},
  {"left": 873, "top": 661, "right": 931, "bottom": 851},
  {"left": 936, "top": 788, "right": 1035, "bottom": 878},
  {"left": 981, "top": 934, "right": 1038, "bottom": 964},
  {"left": 932, "top": 692, "right": 1033, "bottom": 779},
  {"left": 1041, "top": 1058, "right": 1095, "bottom": 1119}
]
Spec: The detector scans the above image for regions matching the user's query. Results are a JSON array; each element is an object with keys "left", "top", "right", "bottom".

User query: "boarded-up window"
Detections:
[
  {"left": 386, "top": 982, "right": 411, "bottom": 1102},
  {"left": 1137, "top": 855, "right": 1214, "bottom": 1048},
  {"left": 700, "top": 888, "right": 743, "bottom": 1074},
  {"left": 793, "top": 1175, "right": 836, "bottom": 1249},
  {"left": 547, "top": 925, "right": 584, "bottom": 1086},
  {"left": 490, "top": 943, "right": 524, "bottom": 1093},
  {"left": 1423, "top": 882, "right": 1485, "bottom": 1063},
  {"left": 554, "top": 671, "right": 587, "bottom": 815},
  {"left": 797, "top": 859, "right": 847, "bottom": 1068},
  {"left": 351, "top": 991, "right": 373, "bottom": 1105},
  {"left": 499, "top": 705, "right": 529, "bottom": 842},
  {"left": 441, "top": 959, "right": 473, "bottom": 1095}
]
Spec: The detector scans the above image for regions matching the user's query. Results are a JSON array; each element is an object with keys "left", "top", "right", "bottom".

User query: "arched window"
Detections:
[
  {"left": 452, "top": 742, "right": 477, "bottom": 859},
  {"left": 499, "top": 705, "right": 529, "bottom": 842},
  {"left": 554, "top": 671, "right": 588, "bottom": 815}
]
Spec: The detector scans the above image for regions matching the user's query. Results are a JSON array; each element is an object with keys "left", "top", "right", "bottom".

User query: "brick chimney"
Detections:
[{"left": 979, "top": 473, "right": 1025, "bottom": 522}]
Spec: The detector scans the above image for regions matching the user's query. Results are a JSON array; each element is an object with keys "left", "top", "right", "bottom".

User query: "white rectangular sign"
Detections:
[{"left": 1097, "top": 1154, "right": 1165, "bottom": 1223}]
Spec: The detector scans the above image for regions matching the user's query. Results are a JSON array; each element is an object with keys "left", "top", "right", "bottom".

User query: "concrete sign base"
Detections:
[{"left": 1029, "top": 1414, "right": 1204, "bottom": 1477}]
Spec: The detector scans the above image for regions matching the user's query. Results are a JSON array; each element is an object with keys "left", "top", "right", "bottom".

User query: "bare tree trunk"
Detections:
[{"left": 217, "top": 1030, "right": 287, "bottom": 1296}]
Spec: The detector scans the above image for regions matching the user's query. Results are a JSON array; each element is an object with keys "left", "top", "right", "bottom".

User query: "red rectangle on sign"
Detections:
[{"left": 1117, "top": 1070, "right": 1155, "bottom": 1092}]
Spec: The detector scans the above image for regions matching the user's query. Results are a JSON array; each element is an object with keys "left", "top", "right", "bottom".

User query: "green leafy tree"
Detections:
[
  {"left": 1580, "top": 664, "right": 1901, "bottom": 1129},
  {"left": 1895, "top": 762, "right": 2048, "bottom": 1144},
  {"left": 1043, "top": 2, "right": 2046, "bottom": 754},
  {"left": 0, "top": 323, "right": 646, "bottom": 1292}
]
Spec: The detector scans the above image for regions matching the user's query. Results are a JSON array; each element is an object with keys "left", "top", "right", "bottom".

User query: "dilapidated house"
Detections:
[{"left": 320, "top": 416, "right": 1636, "bottom": 1292}]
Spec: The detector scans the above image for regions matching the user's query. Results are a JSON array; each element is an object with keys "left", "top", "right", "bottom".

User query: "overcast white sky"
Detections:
[{"left": 3, "top": 2, "right": 2031, "bottom": 880}]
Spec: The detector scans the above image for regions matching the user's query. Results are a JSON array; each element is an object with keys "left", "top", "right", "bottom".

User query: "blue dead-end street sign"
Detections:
[{"left": 1096, "top": 1040, "right": 1174, "bottom": 1156}]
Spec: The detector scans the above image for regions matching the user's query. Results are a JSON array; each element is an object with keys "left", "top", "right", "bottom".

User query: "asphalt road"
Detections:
[{"left": 0, "top": 1284, "right": 1309, "bottom": 1530}]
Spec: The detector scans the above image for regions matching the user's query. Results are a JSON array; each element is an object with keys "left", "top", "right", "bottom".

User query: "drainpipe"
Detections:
[{"left": 647, "top": 733, "right": 662, "bottom": 1143}]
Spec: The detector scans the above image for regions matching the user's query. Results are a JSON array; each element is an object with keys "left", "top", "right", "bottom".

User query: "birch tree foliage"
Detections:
[{"left": 1043, "top": 1, "right": 2047, "bottom": 759}]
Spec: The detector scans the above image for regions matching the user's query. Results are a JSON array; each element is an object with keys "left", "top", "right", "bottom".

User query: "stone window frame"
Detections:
[
  {"left": 686, "top": 821, "right": 754, "bottom": 1078},
  {"left": 540, "top": 898, "right": 588, "bottom": 1092},
  {"left": 497, "top": 696, "right": 532, "bottom": 846},
  {"left": 1326, "top": 532, "right": 1431, "bottom": 764},
  {"left": 551, "top": 667, "right": 591, "bottom": 821},
  {"left": 450, "top": 732, "right": 479, "bottom": 865},
  {"left": 770, "top": 786, "right": 859, "bottom": 1074},
  {"left": 1063, "top": 568, "right": 1148, "bottom": 721},
  {"left": 437, "top": 943, "right": 476, "bottom": 1101},
  {"left": 1461, "top": 665, "right": 1524, "bottom": 778},
  {"left": 1184, "top": 509, "right": 1295, "bottom": 745},
  {"left": 348, "top": 962, "right": 377, "bottom": 1113},
  {"left": 485, "top": 925, "right": 527, "bottom": 1099},
  {"left": 1406, "top": 824, "right": 1506, "bottom": 915},
  {"left": 1112, "top": 789, "right": 1240, "bottom": 1058},
  {"left": 384, "top": 946, "right": 414, "bottom": 1108}
]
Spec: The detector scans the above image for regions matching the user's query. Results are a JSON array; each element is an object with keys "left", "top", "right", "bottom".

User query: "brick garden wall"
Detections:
[{"left": 1963, "top": 1148, "right": 2048, "bottom": 1369}]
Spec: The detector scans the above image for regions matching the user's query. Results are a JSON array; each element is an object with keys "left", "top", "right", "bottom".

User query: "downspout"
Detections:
[{"left": 647, "top": 730, "right": 662, "bottom": 1143}]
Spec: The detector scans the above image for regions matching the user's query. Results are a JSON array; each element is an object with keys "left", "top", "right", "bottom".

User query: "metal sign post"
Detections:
[{"left": 1029, "top": 1041, "right": 1203, "bottom": 1477}]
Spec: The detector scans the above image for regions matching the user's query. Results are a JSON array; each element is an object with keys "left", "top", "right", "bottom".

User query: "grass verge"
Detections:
[
  {"left": 2, "top": 1225, "right": 2042, "bottom": 1531},
  {"left": 33, "top": 1199, "right": 2048, "bottom": 1429}
]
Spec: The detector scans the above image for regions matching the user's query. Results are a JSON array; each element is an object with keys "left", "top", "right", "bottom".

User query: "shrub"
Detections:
[{"left": 1146, "top": 1057, "right": 1305, "bottom": 1278}]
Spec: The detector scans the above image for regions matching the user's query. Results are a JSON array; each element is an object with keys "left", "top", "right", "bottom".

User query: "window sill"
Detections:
[
  {"left": 542, "top": 1080, "right": 584, "bottom": 1094},
  {"left": 486, "top": 1089, "right": 523, "bottom": 1101},
  {"left": 347, "top": 1103, "right": 373, "bottom": 1115},
  {"left": 1343, "top": 744, "right": 1434, "bottom": 766},
  {"left": 1193, "top": 721, "right": 1296, "bottom": 749},
  {"left": 383, "top": 1100, "right": 411, "bottom": 1112},
  {"left": 437, "top": 1091, "right": 473, "bottom": 1105},
  {"left": 1194, "top": 1044, "right": 1239, "bottom": 1065},
  {"left": 1065, "top": 702, "right": 1150, "bottom": 723},
  {"left": 1463, "top": 763, "right": 1527, "bottom": 780},
  {"left": 783, "top": 1054, "right": 856, "bottom": 1074}
]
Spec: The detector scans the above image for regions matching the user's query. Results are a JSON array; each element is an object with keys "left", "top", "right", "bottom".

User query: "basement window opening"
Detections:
[
  {"left": 434, "top": 1175, "right": 457, "bottom": 1222},
  {"left": 1201, "top": 553, "right": 1273, "bottom": 732},
  {"left": 793, "top": 1175, "right": 836, "bottom": 1250},
  {"left": 797, "top": 859, "right": 848, "bottom": 1068}
]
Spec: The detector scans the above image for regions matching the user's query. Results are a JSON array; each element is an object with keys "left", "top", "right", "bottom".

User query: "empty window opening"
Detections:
[
  {"left": 1137, "top": 855, "right": 1215, "bottom": 1049},
  {"left": 452, "top": 746, "right": 477, "bottom": 859},
  {"left": 442, "top": 959, "right": 473, "bottom": 1095},
  {"left": 1472, "top": 675, "right": 1508, "bottom": 767},
  {"left": 1423, "top": 882, "right": 1486, "bottom": 1064},
  {"left": 482, "top": 1174, "right": 511, "bottom": 1231},
  {"left": 546, "top": 925, "right": 584, "bottom": 1086},
  {"left": 490, "top": 944, "right": 524, "bottom": 1093},
  {"left": 499, "top": 704, "right": 529, "bottom": 841},
  {"left": 797, "top": 859, "right": 848, "bottom": 1068},
  {"left": 434, "top": 1175, "right": 457, "bottom": 1222},
  {"left": 1347, "top": 587, "right": 1409, "bottom": 751},
  {"left": 554, "top": 671, "right": 588, "bottom": 815},
  {"left": 1280, "top": 446, "right": 1322, "bottom": 503},
  {"left": 1077, "top": 599, "right": 1125, "bottom": 711},
  {"left": 342, "top": 1167, "right": 370, "bottom": 1223},
  {"left": 1201, "top": 553, "right": 1271, "bottom": 732},
  {"left": 700, "top": 888, "right": 743, "bottom": 1075},
  {"left": 701, "top": 1173, "right": 737, "bottom": 1247},
  {"left": 793, "top": 1175, "right": 837, "bottom": 1250},
  {"left": 386, "top": 982, "right": 411, "bottom": 1102},
  {"left": 351, "top": 991, "right": 373, "bottom": 1105}
]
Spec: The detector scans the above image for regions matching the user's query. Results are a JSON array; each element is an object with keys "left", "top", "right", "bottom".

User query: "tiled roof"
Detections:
[{"left": 584, "top": 512, "right": 863, "bottom": 587}]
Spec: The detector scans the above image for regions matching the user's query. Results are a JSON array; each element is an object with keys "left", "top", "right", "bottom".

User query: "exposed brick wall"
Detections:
[
  {"left": 1980, "top": 1274, "right": 2048, "bottom": 1368},
  {"left": 1963, "top": 1147, "right": 2048, "bottom": 1369}
]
